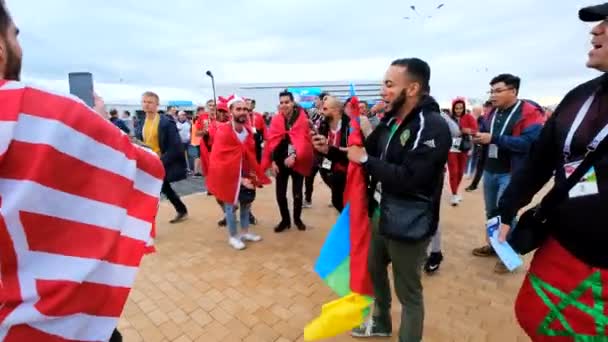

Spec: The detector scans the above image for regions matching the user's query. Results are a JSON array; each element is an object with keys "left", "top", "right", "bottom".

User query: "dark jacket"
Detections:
[
  {"left": 479, "top": 101, "right": 545, "bottom": 174},
  {"left": 364, "top": 95, "right": 451, "bottom": 238},
  {"left": 136, "top": 114, "right": 187, "bottom": 183},
  {"left": 498, "top": 73, "right": 608, "bottom": 268},
  {"left": 110, "top": 117, "right": 131, "bottom": 135}
]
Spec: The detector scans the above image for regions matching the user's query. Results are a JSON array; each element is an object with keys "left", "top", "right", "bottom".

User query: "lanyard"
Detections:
[
  {"left": 490, "top": 100, "right": 522, "bottom": 136},
  {"left": 381, "top": 117, "right": 401, "bottom": 159},
  {"left": 564, "top": 94, "right": 608, "bottom": 160},
  {"left": 329, "top": 119, "right": 342, "bottom": 146}
]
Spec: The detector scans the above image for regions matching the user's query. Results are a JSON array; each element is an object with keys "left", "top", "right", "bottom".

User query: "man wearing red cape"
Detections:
[
  {"left": 245, "top": 98, "right": 267, "bottom": 162},
  {"left": 261, "top": 90, "right": 314, "bottom": 232},
  {"left": 206, "top": 96, "right": 270, "bottom": 250}
]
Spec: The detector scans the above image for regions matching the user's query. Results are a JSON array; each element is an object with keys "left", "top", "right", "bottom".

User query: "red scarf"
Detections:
[
  {"left": 197, "top": 117, "right": 220, "bottom": 176},
  {"left": 261, "top": 108, "right": 313, "bottom": 176},
  {"left": 207, "top": 122, "right": 270, "bottom": 204}
]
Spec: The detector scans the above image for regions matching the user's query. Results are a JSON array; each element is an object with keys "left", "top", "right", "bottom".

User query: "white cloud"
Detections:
[{"left": 6, "top": 0, "right": 605, "bottom": 107}]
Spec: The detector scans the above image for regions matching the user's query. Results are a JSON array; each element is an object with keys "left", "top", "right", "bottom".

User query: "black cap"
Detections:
[{"left": 579, "top": 3, "right": 608, "bottom": 22}]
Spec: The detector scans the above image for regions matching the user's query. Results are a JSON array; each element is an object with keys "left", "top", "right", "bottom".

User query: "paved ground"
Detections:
[{"left": 118, "top": 176, "right": 536, "bottom": 342}]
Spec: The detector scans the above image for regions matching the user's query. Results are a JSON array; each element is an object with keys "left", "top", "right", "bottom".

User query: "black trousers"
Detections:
[
  {"left": 275, "top": 167, "right": 304, "bottom": 223},
  {"left": 109, "top": 328, "right": 122, "bottom": 342},
  {"left": 304, "top": 166, "right": 319, "bottom": 202},
  {"left": 468, "top": 145, "right": 487, "bottom": 189},
  {"left": 161, "top": 180, "right": 187, "bottom": 214},
  {"left": 320, "top": 171, "right": 347, "bottom": 213}
]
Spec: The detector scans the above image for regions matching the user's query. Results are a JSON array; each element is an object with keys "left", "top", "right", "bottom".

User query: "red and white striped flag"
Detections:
[{"left": 0, "top": 80, "right": 164, "bottom": 341}]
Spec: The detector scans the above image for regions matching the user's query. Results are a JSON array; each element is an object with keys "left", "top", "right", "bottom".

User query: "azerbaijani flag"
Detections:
[{"left": 304, "top": 96, "right": 374, "bottom": 340}]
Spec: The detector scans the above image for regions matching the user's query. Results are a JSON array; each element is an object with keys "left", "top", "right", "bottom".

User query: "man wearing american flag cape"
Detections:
[{"left": 0, "top": 2, "right": 164, "bottom": 341}]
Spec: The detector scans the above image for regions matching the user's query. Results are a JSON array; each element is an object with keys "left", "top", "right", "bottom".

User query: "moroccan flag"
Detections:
[
  {"left": 304, "top": 96, "right": 373, "bottom": 341},
  {"left": 0, "top": 80, "right": 164, "bottom": 341},
  {"left": 206, "top": 123, "right": 270, "bottom": 204},
  {"left": 261, "top": 107, "right": 314, "bottom": 177}
]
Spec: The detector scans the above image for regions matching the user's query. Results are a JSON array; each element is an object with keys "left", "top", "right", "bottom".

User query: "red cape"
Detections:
[
  {"left": 248, "top": 112, "right": 267, "bottom": 139},
  {"left": 261, "top": 108, "right": 313, "bottom": 176},
  {"left": 344, "top": 97, "right": 373, "bottom": 296},
  {"left": 196, "top": 116, "right": 219, "bottom": 177},
  {"left": 207, "top": 123, "right": 270, "bottom": 204}
]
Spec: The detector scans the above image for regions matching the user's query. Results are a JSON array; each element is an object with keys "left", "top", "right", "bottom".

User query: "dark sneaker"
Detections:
[
  {"left": 169, "top": 212, "right": 188, "bottom": 224},
  {"left": 274, "top": 221, "right": 291, "bottom": 233},
  {"left": 494, "top": 261, "right": 510, "bottom": 274},
  {"left": 472, "top": 245, "right": 497, "bottom": 257},
  {"left": 295, "top": 220, "right": 307, "bottom": 231},
  {"left": 218, "top": 217, "right": 227, "bottom": 227},
  {"left": 249, "top": 213, "right": 258, "bottom": 225},
  {"left": 424, "top": 251, "right": 444, "bottom": 274},
  {"left": 465, "top": 186, "right": 477, "bottom": 192},
  {"left": 351, "top": 316, "right": 392, "bottom": 338}
]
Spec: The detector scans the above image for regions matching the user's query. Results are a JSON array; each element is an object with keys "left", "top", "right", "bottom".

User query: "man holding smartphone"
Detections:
[{"left": 311, "top": 96, "right": 350, "bottom": 212}]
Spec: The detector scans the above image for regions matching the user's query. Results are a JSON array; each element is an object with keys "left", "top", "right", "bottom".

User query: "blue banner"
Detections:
[{"left": 287, "top": 87, "right": 322, "bottom": 109}]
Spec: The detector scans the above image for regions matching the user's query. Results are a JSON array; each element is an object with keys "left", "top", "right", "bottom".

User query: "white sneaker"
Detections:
[
  {"left": 303, "top": 201, "right": 312, "bottom": 209},
  {"left": 450, "top": 195, "right": 459, "bottom": 206},
  {"left": 456, "top": 194, "right": 463, "bottom": 203},
  {"left": 240, "top": 233, "right": 262, "bottom": 242},
  {"left": 229, "top": 237, "right": 246, "bottom": 250}
]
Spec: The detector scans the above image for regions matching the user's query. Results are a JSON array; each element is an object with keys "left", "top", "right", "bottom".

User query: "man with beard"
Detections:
[
  {"left": 344, "top": 58, "right": 451, "bottom": 341},
  {"left": 262, "top": 90, "right": 314, "bottom": 232},
  {"left": 494, "top": 5, "right": 608, "bottom": 339},
  {"left": 207, "top": 96, "right": 269, "bottom": 250},
  {"left": 137, "top": 91, "right": 189, "bottom": 224},
  {"left": 0, "top": 3, "right": 164, "bottom": 341},
  {"left": 311, "top": 96, "right": 350, "bottom": 212}
]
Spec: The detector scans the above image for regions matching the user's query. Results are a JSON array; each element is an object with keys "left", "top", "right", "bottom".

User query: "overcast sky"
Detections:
[{"left": 6, "top": 0, "right": 605, "bottom": 105}]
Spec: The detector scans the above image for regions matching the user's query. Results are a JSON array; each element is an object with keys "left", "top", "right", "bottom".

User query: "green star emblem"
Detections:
[
  {"left": 530, "top": 271, "right": 608, "bottom": 340},
  {"left": 400, "top": 129, "right": 410, "bottom": 146}
]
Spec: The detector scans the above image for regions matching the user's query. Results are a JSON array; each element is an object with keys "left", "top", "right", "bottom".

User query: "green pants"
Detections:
[{"left": 368, "top": 211, "right": 431, "bottom": 342}]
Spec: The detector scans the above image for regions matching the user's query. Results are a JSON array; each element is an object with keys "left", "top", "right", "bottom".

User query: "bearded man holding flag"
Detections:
[
  {"left": 343, "top": 58, "right": 450, "bottom": 342},
  {"left": 0, "top": 2, "right": 164, "bottom": 341}
]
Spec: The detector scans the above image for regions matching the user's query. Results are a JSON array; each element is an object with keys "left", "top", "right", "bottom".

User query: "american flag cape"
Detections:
[{"left": 0, "top": 80, "right": 164, "bottom": 341}]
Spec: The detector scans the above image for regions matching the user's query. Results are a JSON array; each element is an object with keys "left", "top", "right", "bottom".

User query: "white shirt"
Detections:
[{"left": 176, "top": 121, "right": 191, "bottom": 144}]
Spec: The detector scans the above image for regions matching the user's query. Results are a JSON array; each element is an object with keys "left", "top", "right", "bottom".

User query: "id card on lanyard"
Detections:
[
  {"left": 488, "top": 101, "right": 522, "bottom": 159},
  {"left": 322, "top": 120, "right": 342, "bottom": 170},
  {"left": 563, "top": 94, "right": 607, "bottom": 198}
]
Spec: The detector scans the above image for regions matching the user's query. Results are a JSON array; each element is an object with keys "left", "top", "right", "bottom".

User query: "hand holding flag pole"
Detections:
[{"left": 304, "top": 88, "right": 374, "bottom": 341}]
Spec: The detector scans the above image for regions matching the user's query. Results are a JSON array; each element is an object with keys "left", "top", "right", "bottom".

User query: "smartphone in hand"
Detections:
[{"left": 68, "top": 72, "right": 95, "bottom": 107}]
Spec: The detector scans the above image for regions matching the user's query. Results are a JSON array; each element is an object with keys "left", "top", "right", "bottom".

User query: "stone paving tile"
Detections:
[{"left": 119, "top": 179, "right": 534, "bottom": 341}]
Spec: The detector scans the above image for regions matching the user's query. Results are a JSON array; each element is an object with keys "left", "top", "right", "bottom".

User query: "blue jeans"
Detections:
[
  {"left": 187, "top": 144, "right": 200, "bottom": 172},
  {"left": 224, "top": 202, "right": 251, "bottom": 237},
  {"left": 482, "top": 171, "right": 511, "bottom": 220}
]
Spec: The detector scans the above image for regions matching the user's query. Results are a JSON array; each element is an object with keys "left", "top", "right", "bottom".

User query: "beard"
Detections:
[
  {"left": 234, "top": 115, "right": 248, "bottom": 124},
  {"left": 384, "top": 89, "right": 407, "bottom": 118},
  {"left": 5, "top": 44, "right": 22, "bottom": 81}
]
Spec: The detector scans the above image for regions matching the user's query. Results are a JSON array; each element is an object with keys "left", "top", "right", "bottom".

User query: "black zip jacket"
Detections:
[
  {"left": 498, "top": 74, "right": 608, "bottom": 268},
  {"left": 363, "top": 95, "right": 451, "bottom": 234}
]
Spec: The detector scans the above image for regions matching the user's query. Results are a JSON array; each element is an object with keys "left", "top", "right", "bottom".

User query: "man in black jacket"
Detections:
[
  {"left": 345, "top": 58, "right": 451, "bottom": 341},
  {"left": 136, "top": 91, "right": 188, "bottom": 224},
  {"left": 312, "top": 96, "right": 350, "bottom": 212},
  {"left": 494, "top": 5, "right": 608, "bottom": 339}
]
